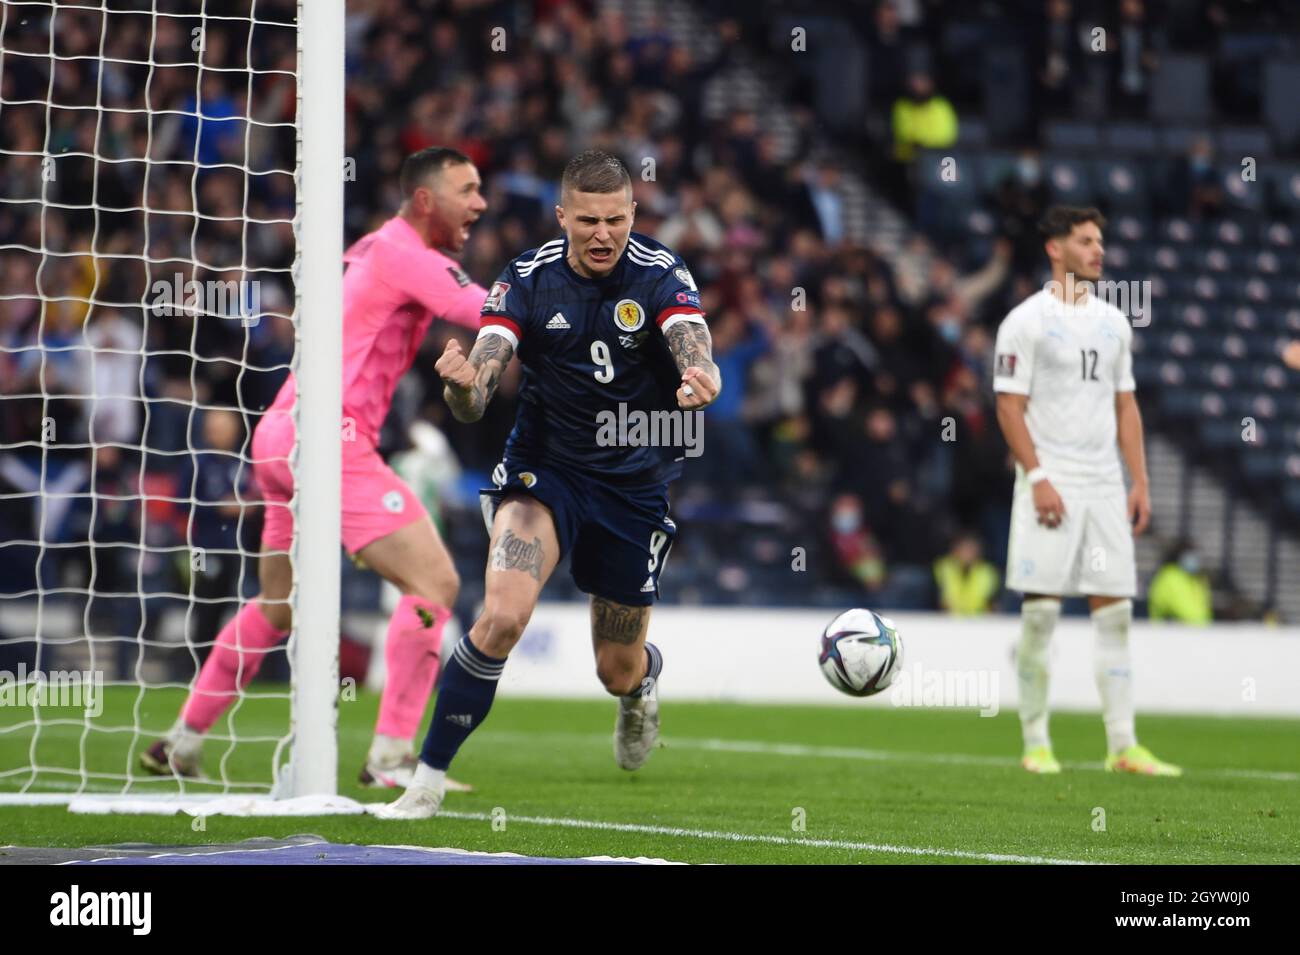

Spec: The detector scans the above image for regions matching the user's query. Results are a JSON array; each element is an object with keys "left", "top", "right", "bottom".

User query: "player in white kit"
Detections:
[{"left": 994, "top": 206, "right": 1181, "bottom": 776}]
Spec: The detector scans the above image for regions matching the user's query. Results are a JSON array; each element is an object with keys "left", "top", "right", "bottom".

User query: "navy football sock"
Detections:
[
  {"left": 626, "top": 642, "right": 662, "bottom": 698},
  {"left": 419, "top": 636, "right": 506, "bottom": 771}
]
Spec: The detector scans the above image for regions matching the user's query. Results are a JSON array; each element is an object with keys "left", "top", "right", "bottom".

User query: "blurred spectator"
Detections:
[
  {"left": 700, "top": 310, "right": 771, "bottom": 484},
  {"left": 1148, "top": 542, "right": 1213, "bottom": 625},
  {"left": 179, "top": 74, "right": 247, "bottom": 166},
  {"left": 1036, "top": 0, "right": 1084, "bottom": 117},
  {"left": 933, "top": 530, "right": 999, "bottom": 615},
  {"left": 828, "top": 492, "right": 886, "bottom": 592},
  {"left": 658, "top": 182, "right": 725, "bottom": 253},
  {"left": 177, "top": 409, "right": 256, "bottom": 650},
  {"left": 803, "top": 161, "right": 846, "bottom": 244},
  {"left": 891, "top": 72, "right": 958, "bottom": 163},
  {"left": 79, "top": 310, "right": 143, "bottom": 446},
  {"left": 865, "top": 0, "right": 913, "bottom": 115},
  {"left": 1171, "top": 136, "right": 1224, "bottom": 221},
  {"left": 74, "top": 445, "right": 150, "bottom": 678},
  {"left": 1111, "top": 0, "right": 1161, "bottom": 117},
  {"left": 992, "top": 156, "right": 1050, "bottom": 275}
]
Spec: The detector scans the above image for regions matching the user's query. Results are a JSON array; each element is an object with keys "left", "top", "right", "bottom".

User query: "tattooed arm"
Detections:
[
  {"left": 434, "top": 332, "right": 514, "bottom": 423},
  {"left": 663, "top": 318, "right": 722, "bottom": 410}
]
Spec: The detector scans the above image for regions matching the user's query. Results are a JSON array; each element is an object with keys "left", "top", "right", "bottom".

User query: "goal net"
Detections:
[{"left": 0, "top": 0, "right": 342, "bottom": 804}]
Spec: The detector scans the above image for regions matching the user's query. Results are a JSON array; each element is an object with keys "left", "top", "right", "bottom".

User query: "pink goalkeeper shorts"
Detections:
[{"left": 251, "top": 408, "right": 424, "bottom": 556}]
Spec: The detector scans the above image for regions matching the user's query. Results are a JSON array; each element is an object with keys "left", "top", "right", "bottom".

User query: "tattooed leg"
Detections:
[
  {"left": 591, "top": 596, "right": 652, "bottom": 696},
  {"left": 490, "top": 528, "right": 545, "bottom": 581},
  {"left": 471, "top": 495, "right": 560, "bottom": 658}
]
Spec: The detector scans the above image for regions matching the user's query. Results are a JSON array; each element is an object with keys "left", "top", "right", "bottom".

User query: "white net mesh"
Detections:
[{"left": 0, "top": 0, "right": 305, "bottom": 797}]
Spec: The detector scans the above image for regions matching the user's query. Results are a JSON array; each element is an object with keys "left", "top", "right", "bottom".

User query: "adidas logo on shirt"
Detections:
[
  {"left": 640, "top": 575, "right": 656, "bottom": 593},
  {"left": 546, "top": 312, "right": 570, "bottom": 330}
]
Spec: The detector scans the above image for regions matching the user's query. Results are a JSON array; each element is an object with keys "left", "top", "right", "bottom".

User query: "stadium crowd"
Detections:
[{"left": 2, "top": 0, "right": 1291, "bottom": 638}]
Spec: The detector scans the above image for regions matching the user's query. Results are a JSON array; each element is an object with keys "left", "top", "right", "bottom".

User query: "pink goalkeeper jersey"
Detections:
[{"left": 269, "top": 216, "right": 487, "bottom": 444}]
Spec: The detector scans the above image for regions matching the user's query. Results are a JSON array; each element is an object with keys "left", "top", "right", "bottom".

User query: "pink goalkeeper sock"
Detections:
[
  {"left": 181, "top": 601, "right": 287, "bottom": 733},
  {"left": 375, "top": 594, "right": 451, "bottom": 740}
]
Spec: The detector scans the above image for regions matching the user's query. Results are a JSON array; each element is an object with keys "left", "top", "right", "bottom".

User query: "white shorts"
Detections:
[{"left": 1005, "top": 481, "right": 1137, "bottom": 598}]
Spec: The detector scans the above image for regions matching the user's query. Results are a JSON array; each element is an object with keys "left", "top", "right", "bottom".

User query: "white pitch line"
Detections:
[
  {"left": 478, "top": 731, "right": 1300, "bottom": 782},
  {"left": 432, "top": 809, "right": 1097, "bottom": 865}
]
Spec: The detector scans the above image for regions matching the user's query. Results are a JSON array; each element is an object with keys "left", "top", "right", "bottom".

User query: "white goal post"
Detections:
[
  {"left": 0, "top": 0, "right": 343, "bottom": 806},
  {"left": 289, "top": 0, "right": 342, "bottom": 799}
]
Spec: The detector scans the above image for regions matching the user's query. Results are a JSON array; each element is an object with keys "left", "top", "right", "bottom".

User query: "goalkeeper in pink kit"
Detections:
[{"left": 143, "top": 148, "right": 488, "bottom": 789}]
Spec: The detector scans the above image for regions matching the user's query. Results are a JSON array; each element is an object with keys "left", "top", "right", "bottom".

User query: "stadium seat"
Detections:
[
  {"left": 1199, "top": 419, "right": 1244, "bottom": 448},
  {"left": 976, "top": 151, "right": 1019, "bottom": 194},
  {"left": 1201, "top": 246, "right": 1254, "bottom": 273},
  {"left": 1246, "top": 331, "right": 1281, "bottom": 360},
  {"left": 1132, "top": 356, "right": 1164, "bottom": 388},
  {"left": 1104, "top": 123, "right": 1160, "bottom": 154},
  {"left": 1260, "top": 220, "right": 1295, "bottom": 248},
  {"left": 1264, "top": 59, "right": 1300, "bottom": 153},
  {"left": 1112, "top": 214, "right": 1148, "bottom": 242},
  {"left": 1151, "top": 244, "right": 1182, "bottom": 272},
  {"left": 1227, "top": 305, "right": 1262, "bottom": 330},
  {"left": 1159, "top": 386, "right": 1208, "bottom": 420},
  {"left": 1157, "top": 125, "right": 1205, "bottom": 155},
  {"left": 1221, "top": 167, "right": 1266, "bottom": 214},
  {"left": 1167, "top": 329, "right": 1199, "bottom": 357},
  {"left": 1216, "top": 126, "right": 1274, "bottom": 158},
  {"left": 1180, "top": 301, "right": 1214, "bottom": 327},
  {"left": 1107, "top": 241, "right": 1152, "bottom": 271},
  {"left": 1213, "top": 218, "right": 1252, "bottom": 246},
  {"left": 955, "top": 117, "right": 991, "bottom": 147},
  {"left": 1043, "top": 120, "right": 1102, "bottom": 152},
  {"left": 1044, "top": 157, "right": 1093, "bottom": 204},
  {"left": 1241, "top": 449, "right": 1286, "bottom": 483},
  {"left": 1151, "top": 54, "right": 1212, "bottom": 123},
  {"left": 1266, "top": 165, "right": 1300, "bottom": 215},
  {"left": 1092, "top": 159, "right": 1149, "bottom": 213},
  {"left": 1252, "top": 249, "right": 1284, "bottom": 275},
  {"left": 1159, "top": 217, "right": 1200, "bottom": 244}
]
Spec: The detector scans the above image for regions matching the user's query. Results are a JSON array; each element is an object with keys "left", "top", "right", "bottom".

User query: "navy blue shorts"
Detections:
[{"left": 481, "top": 458, "right": 676, "bottom": 606}]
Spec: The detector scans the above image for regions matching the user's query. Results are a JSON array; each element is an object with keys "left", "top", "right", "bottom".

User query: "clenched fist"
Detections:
[
  {"left": 436, "top": 338, "right": 476, "bottom": 391},
  {"left": 677, "top": 366, "right": 719, "bottom": 409}
]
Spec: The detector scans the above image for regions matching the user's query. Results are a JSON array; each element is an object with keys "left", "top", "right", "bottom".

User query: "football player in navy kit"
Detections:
[{"left": 379, "top": 150, "right": 720, "bottom": 818}]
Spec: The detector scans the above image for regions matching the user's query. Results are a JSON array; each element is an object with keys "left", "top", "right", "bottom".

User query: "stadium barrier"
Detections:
[{"left": 487, "top": 605, "right": 1300, "bottom": 717}]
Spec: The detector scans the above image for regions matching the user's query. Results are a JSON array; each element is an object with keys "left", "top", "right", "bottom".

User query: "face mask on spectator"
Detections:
[
  {"left": 1017, "top": 158, "right": 1040, "bottom": 185},
  {"left": 939, "top": 318, "right": 961, "bottom": 344},
  {"left": 832, "top": 510, "right": 860, "bottom": 534},
  {"left": 1179, "top": 552, "right": 1202, "bottom": 575}
]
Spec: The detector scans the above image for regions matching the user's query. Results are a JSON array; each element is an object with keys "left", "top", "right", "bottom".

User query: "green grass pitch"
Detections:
[{"left": 1, "top": 688, "right": 1296, "bottom": 864}]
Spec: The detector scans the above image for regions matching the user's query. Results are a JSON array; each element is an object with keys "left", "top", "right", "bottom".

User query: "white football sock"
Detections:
[
  {"left": 1017, "top": 598, "right": 1060, "bottom": 750},
  {"left": 167, "top": 717, "right": 204, "bottom": 760},
  {"left": 368, "top": 732, "right": 412, "bottom": 766},
  {"left": 1092, "top": 599, "right": 1137, "bottom": 753},
  {"left": 411, "top": 761, "right": 446, "bottom": 792}
]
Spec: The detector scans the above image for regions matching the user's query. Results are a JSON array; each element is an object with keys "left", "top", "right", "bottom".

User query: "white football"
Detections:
[{"left": 818, "top": 608, "right": 904, "bottom": 697}]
